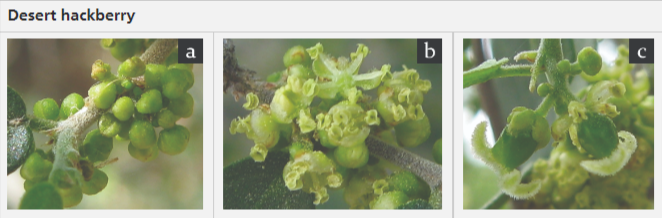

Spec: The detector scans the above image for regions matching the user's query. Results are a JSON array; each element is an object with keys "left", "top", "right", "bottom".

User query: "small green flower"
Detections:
[
  {"left": 282, "top": 151, "right": 342, "bottom": 205},
  {"left": 230, "top": 108, "right": 280, "bottom": 162},
  {"left": 307, "top": 43, "right": 387, "bottom": 99}
]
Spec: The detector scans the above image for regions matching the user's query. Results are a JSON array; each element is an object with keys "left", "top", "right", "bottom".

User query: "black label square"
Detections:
[
  {"left": 178, "top": 39, "right": 203, "bottom": 64},
  {"left": 629, "top": 39, "right": 654, "bottom": 64},
  {"left": 417, "top": 39, "right": 442, "bottom": 64}
]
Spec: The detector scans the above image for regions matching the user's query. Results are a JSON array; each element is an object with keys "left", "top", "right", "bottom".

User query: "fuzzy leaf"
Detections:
[
  {"left": 8, "top": 124, "right": 35, "bottom": 175},
  {"left": 223, "top": 151, "right": 315, "bottom": 209}
]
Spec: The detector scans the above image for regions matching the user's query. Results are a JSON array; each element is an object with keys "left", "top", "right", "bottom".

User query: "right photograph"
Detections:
[{"left": 462, "top": 39, "right": 654, "bottom": 209}]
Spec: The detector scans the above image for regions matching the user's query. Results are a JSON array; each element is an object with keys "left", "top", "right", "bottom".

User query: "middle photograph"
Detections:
[{"left": 223, "top": 39, "right": 443, "bottom": 209}]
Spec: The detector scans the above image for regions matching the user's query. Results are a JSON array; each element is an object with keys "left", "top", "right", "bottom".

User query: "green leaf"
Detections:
[
  {"left": 223, "top": 151, "right": 315, "bottom": 209},
  {"left": 396, "top": 199, "right": 433, "bottom": 209},
  {"left": 8, "top": 124, "right": 35, "bottom": 175},
  {"left": 19, "top": 182, "right": 64, "bottom": 209},
  {"left": 8, "top": 87, "right": 27, "bottom": 120}
]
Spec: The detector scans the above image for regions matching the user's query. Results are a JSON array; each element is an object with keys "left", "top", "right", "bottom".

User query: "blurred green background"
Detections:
[
  {"left": 462, "top": 39, "right": 653, "bottom": 209},
  {"left": 6, "top": 39, "right": 203, "bottom": 209},
  {"left": 223, "top": 39, "right": 443, "bottom": 209}
]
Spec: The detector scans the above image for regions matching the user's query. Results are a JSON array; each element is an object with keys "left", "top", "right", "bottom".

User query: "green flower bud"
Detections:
[
  {"left": 161, "top": 67, "right": 194, "bottom": 99},
  {"left": 387, "top": 171, "right": 431, "bottom": 200},
  {"left": 19, "top": 182, "right": 63, "bottom": 209},
  {"left": 112, "top": 96, "right": 134, "bottom": 121},
  {"left": 334, "top": 142, "right": 369, "bottom": 168},
  {"left": 20, "top": 151, "right": 53, "bottom": 181},
  {"left": 55, "top": 183, "right": 83, "bottom": 208},
  {"left": 98, "top": 113, "right": 122, "bottom": 138},
  {"left": 289, "top": 141, "right": 313, "bottom": 160},
  {"left": 91, "top": 59, "right": 114, "bottom": 81},
  {"left": 286, "top": 64, "right": 313, "bottom": 79},
  {"left": 132, "top": 87, "right": 143, "bottom": 98},
  {"left": 88, "top": 81, "right": 117, "bottom": 109},
  {"left": 578, "top": 47, "right": 602, "bottom": 76},
  {"left": 59, "top": 93, "right": 84, "bottom": 119},
  {"left": 33, "top": 98, "right": 59, "bottom": 120},
  {"left": 82, "top": 169, "right": 108, "bottom": 195},
  {"left": 157, "top": 109, "right": 179, "bottom": 129},
  {"left": 270, "top": 88, "right": 297, "bottom": 123},
  {"left": 120, "top": 79, "right": 134, "bottom": 90},
  {"left": 433, "top": 138, "right": 442, "bottom": 164},
  {"left": 117, "top": 56, "right": 146, "bottom": 78},
  {"left": 129, "top": 120, "right": 157, "bottom": 149},
  {"left": 283, "top": 45, "right": 310, "bottom": 67},
  {"left": 115, "top": 119, "right": 133, "bottom": 141},
  {"left": 128, "top": 142, "right": 159, "bottom": 162},
  {"left": 537, "top": 83, "right": 551, "bottom": 97},
  {"left": 80, "top": 129, "right": 113, "bottom": 163},
  {"left": 110, "top": 39, "right": 139, "bottom": 61},
  {"left": 370, "top": 191, "right": 409, "bottom": 209},
  {"left": 316, "top": 129, "right": 336, "bottom": 148},
  {"left": 144, "top": 64, "right": 167, "bottom": 88},
  {"left": 136, "top": 89, "right": 163, "bottom": 114},
  {"left": 100, "top": 39, "right": 115, "bottom": 48},
  {"left": 168, "top": 92, "right": 194, "bottom": 118},
  {"left": 158, "top": 125, "right": 190, "bottom": 155},
  {"left": 394, "top": 115, "right": 430, "bottom": 148}
]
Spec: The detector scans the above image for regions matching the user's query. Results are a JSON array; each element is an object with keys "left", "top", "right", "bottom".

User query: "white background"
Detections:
[{"left": 0, "top": 1, "right": 661, "bottom": 218}]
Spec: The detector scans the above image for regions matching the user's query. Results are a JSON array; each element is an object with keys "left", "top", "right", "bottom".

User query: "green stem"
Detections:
[
  {"left": 27, "top": 116, "right": 59, "bottom": 132},
  {"left": 535, "top": 39, "right": 578, "bottom": 115},
  {"left": 534, "top": 95, "right": 554, "bottom": 116},
  {"left": 463, "top": 65, "right": 532, "bottom": 88}
]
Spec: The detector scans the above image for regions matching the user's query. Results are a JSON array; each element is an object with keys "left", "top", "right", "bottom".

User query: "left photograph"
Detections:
[{"left": 7, "top": 39, "right": 203, "bottom": 209}]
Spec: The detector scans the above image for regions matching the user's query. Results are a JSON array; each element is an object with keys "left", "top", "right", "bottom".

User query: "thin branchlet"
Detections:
[
  {"left": 140, "top": 39, "right": 178, "bottom": 64},
  {"left": 223, "top": 39, "right": 277, "bottom": 102}
]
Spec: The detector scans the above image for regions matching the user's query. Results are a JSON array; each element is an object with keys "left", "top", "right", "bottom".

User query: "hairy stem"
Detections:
[
  {"left": 140, "top": 39, "right": 178, "bottom": 64},
  {"left": 365, "top": 136, "right": 442, "bottom": 195},
  {"left": 463, "top": 65, "right": 532, "bottom": 88}
]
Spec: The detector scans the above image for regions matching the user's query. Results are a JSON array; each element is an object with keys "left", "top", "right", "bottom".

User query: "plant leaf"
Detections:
[
  {"left": 8, "top": 87, "right": 27, "bottom": 120},
  {"left": 8, "top": 123, "right": 35, "bottom": 175},
  {"left": 223, "top": 151, "right": 315, "bottom": 209}
]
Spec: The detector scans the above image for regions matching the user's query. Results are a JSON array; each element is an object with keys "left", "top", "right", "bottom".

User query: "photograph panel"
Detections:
[
  {"left": 222, "top": 38, "right": 443, "bottom": 209},
  {"left": 6, "top": 39, "right": 204, "bottom": 209},
  {"left": 462, "top": 38, "right": 654, "bottom": 209}
]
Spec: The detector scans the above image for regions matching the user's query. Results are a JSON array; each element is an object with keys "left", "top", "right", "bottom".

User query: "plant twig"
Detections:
[
  {"left": 223, "top": 39, "right": 277, "bottom": 102},
  {"left": 463, "top": 65, "right": 532, "bottom": 88},
  {"left": 140, "top": 39, "right": 178, "bottom": 64}
]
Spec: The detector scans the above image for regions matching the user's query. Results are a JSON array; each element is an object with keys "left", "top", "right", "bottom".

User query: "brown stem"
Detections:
[{"left": 140, "top": 39, "right": 178, "bottom": 64}]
